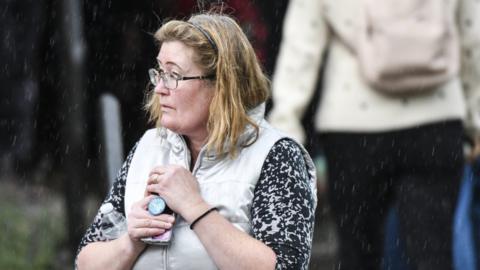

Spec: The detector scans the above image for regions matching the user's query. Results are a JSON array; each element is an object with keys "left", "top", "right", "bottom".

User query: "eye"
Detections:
[
  {"left": 171, "top": 71, "right": 182, "bottom": 80},
  {"left": 162, "top": 72, "right": 176, "bottom": 81}
]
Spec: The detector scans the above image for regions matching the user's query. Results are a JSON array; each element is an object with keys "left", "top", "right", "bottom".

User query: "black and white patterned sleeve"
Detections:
[
  {"left": 76, "top": 143, "right": 138, "bottom": 254},
  {"left": 251, "top": 138, "right": 316, "bottom": 270}
]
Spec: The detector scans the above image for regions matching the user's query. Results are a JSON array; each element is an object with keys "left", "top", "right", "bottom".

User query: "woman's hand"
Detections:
[
  {"left": 146, "top": 165, "right": 208, "bottom": 222},
  {"left": 127, "top": 195, "right": 176, "bottom": 243}
]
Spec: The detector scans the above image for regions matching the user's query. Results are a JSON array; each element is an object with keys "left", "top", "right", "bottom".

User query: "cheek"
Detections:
[
  {"left": 186, "top": 94, "right": 211, "bottom": 120},
  {"left": 173, "top": 92, "right": 212, "bottom": 122},
  {"left": 192, "top": 92, "right": 214, "bottom": 124}
]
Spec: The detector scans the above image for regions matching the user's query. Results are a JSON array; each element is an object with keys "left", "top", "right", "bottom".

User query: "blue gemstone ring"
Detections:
[{"left": 148, "top": 196, "right": 166, "bottom": 216}]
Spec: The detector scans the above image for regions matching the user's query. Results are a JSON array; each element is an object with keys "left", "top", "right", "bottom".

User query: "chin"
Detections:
[
  {"left": 161, "top": 119, "right": 180, "bottom": 132},
  {"left": 160, "top": 118, "right": 173, "bottom": 128}
]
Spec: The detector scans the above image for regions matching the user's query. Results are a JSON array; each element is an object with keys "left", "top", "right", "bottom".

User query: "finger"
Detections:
[
  {"left": 129, "top": 217, "right": 157, "bottom": 229},
  {"left": 131, "top": 195, "right": 157, "bottom": 212},
  {"left": 153, "top": 214, "right": 175, "bottom": 224},
  {"left": 144, "top": 179, "right": 165, "bottom": 198},
  {"left": 147, "top": 173, "right": 164, "bottom": 185},
  {"left": 129, "top": 228, "right": 166, "bottom": 239},
  {"left": 129, "top": 207, "right": 156, "bottom": 220},
  {"left": 134, "top": 218, "right": 173, "bottom": 229},
  {"left": 146, "top": 184, "right": 163, "bottom": 195},
  {"left": 149, "top": 166, "right": 167, "bottom": 177},
  {"left": 140, "top": 195, "right": 157, "bottom": 207}
]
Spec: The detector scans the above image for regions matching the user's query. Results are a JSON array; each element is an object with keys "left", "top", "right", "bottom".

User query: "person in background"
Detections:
[
  {"left": 76, "top": 12, "right": 317, "bottom": 270},
  {"left": 268, "top": 0, "right": 480, "bottom": 269}
]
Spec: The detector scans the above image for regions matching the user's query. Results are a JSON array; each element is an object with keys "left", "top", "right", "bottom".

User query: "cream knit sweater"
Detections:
[{"left": 268, "top": 0, "right": 480, "bottom": 144}]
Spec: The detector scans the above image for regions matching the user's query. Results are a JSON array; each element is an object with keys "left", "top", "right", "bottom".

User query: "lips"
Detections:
[{"left": 160, "top": 103, "right": 174, "bottom": 109}]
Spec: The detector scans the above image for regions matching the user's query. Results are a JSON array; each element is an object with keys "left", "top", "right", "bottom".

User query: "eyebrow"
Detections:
[{"left": 156, "top": 58, "right": 185, "bottom": 72}]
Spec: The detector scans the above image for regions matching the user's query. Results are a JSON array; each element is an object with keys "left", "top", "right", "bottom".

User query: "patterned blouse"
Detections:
[{"left": 77, "top": 138, "right": 316, "bottom": 269}]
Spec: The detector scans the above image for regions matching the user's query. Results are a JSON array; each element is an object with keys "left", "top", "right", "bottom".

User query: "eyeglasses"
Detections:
[{"left": 148, "top": 68, "right": 215, "bottom": 90}]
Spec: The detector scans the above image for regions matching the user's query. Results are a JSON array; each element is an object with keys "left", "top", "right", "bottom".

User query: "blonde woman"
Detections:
[{"left": 76, "top": 13, "right": 317, "bottom": 270}]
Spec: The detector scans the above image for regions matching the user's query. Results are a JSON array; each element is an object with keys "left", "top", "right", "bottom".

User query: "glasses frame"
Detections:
[{"left": 148, "top": 68, "right": 215, "bottom": 90}]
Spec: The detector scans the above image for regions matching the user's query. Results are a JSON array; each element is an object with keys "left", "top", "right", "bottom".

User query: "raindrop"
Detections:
[{"left": 92, "top": 6, "right": 98, "bottom": 21}]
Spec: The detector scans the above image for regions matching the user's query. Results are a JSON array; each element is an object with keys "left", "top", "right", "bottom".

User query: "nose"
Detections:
[{"left": 154, "top": 80, "right": 170, "bottom": 95}]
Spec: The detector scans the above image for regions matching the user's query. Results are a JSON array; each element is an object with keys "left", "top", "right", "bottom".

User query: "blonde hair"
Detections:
[{"left": 145, "top": 13, "right": 270, "bottom": 157}]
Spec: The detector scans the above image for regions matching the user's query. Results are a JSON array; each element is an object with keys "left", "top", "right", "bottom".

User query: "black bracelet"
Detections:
[{"left": 190, "top": 207, "right": 218, "bottom": 230}]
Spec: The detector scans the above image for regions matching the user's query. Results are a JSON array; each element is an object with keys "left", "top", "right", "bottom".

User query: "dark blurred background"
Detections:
[{"left": 1, "top": 1, "right": 333, "bottom": 269}]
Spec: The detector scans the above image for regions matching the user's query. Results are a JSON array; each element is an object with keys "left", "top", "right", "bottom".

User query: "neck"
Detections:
[{"left": 185, "top": 135, "right": 206, "bottom": 165}]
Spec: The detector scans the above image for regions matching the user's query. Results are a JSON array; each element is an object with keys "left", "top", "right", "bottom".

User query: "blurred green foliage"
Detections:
[{"left": 0, "top": 184, "right": 66, "bottom": 270}]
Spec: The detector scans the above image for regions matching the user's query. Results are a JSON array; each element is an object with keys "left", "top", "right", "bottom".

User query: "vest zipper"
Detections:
[
  {"left": 177, "top": 135, "right": 205, "bottom": 175},
  {"left": 191, "top": 147, "right": 206, "bottom": 175}
]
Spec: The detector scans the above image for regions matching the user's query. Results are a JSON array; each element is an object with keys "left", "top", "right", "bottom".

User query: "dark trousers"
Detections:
[{"left": 321, "top": 120, "right": 464, "bottom": 270}]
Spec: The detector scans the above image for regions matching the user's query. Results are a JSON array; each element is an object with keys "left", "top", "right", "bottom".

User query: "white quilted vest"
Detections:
[{"left": 125, "top": 106, "right": 316, "bottom": 270}]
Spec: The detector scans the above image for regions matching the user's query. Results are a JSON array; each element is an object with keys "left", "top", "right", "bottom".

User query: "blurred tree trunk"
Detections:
[{"left": 59, "top": 0, "right": 88, "bottom": 252}]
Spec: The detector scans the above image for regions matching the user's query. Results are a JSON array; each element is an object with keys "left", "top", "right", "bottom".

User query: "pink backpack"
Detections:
[{"left": 356, "top": 0, "right": 460, "bottom": 95}]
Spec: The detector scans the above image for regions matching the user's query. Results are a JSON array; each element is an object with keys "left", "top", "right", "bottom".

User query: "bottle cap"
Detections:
[{"left": 148, "top": 196, "right": 166, "bottom": 216}]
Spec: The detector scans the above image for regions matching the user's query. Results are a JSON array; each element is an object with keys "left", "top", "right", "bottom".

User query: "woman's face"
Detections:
[{"left": 155, "top": 41, "right": 214, "bottom": 140}]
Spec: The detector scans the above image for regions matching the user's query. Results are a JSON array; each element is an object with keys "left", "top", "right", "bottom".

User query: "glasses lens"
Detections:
[
  {"left": 148, "top": 69, "right": 158, "bottom": 86},
  {"left": 149, "top": 68, "right": 178, "bottom": 90},
  {"left": 163, "top": 73, "right": 178, "bottom": 90}
]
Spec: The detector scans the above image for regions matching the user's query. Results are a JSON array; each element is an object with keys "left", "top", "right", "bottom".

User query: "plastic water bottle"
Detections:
[{"left": 100, "top": 202, "right": 127, "bottom": 240}]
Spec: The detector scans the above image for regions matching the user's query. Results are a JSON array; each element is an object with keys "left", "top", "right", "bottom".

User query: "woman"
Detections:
[
  {"left": 268, "top": 0, "right": 480, "bottom": 269},
  {"left": 76, "top": 13, "right": 317, "bottom": 270}
]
